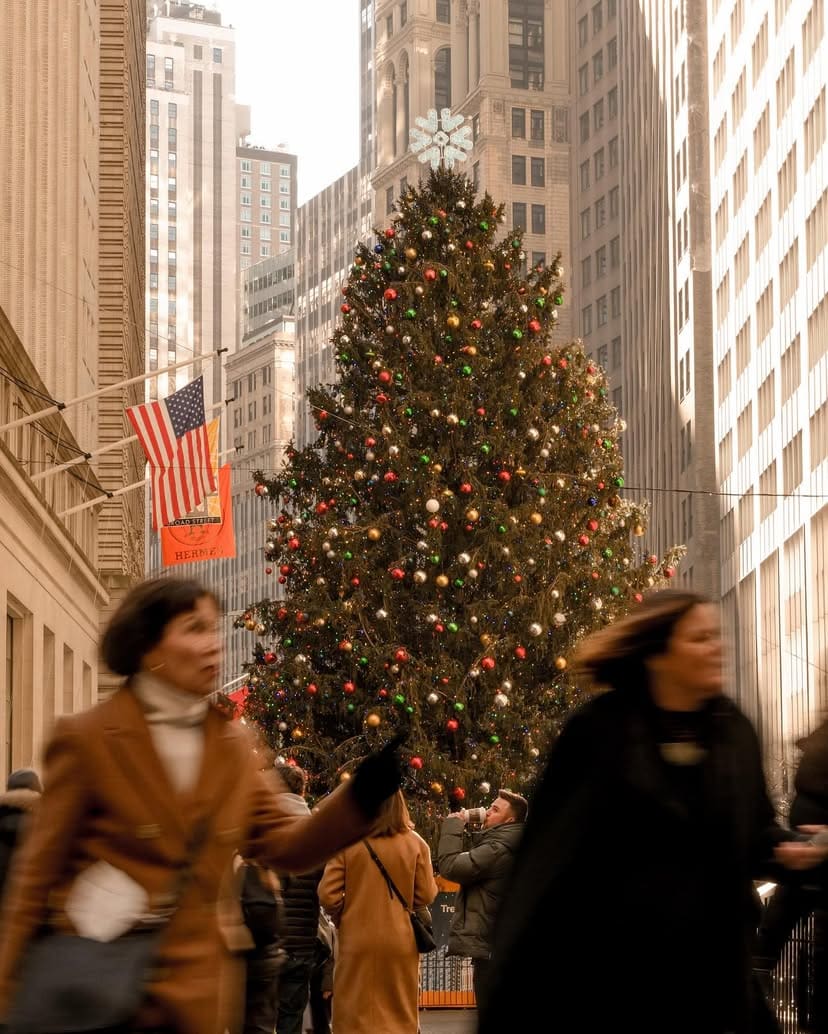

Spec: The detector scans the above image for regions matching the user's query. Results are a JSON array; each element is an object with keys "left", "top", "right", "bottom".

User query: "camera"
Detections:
[{"left": 466, "top": 806, "right": 487, "bottom": 828}]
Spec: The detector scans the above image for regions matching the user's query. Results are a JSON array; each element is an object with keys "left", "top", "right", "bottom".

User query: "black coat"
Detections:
[
  {"left": 0, "top": 789, "right": 39, "bottom": 900},
  {"left": 479, "top": 689, "right": 788, "bottom": 1034}
]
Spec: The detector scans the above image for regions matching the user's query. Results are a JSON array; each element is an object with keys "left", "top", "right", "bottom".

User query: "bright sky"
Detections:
[{"left": 218, "top": 0, "right": 361, "bottom": 204}]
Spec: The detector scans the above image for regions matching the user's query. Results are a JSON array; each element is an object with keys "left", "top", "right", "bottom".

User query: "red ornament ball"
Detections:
[
  {"left": 460, "top": 482, "right": 473, "bottom": 494},
  {"left": 288, "top": 537, "right": 301, "bottom": 551},
  {"left": 481, "top": 656, "right": 496, "bottom": 672},
  {"left": 446, "top": 718, "right": 460, "bottom": 732},
  {"left": 378, "top": 369, "right": 392, "bottom": 384},
  {"left": 383, "top": 471, "right": 399, "bottom": 483},
  {"left": 263, "top": 651, "right": 276, "bottom": 664},
  {"left": 451, "top": 787, "right": 466, "bottom": 800},
  {"left": 665, "top": 566, "right": 677, "bottom": 578},
  {"left": 498, "top": 470, "right": 511, "bottom": 483},
  {"left": 255, "top": 483, "right": 267, "bottom": 496},
  {"left": 514, "top": 646, "right": 527, "bottom": 660},
  {"left": 394, "top": 648, "right": 410, "bottom": 663},
  {"left": 340, "top": 303, "right": 351, "bottom": 314},
  {"left": 424, "top": 268, "right": 438, "bottom": 282},
  {"left": 307, "top": 683, "right": 318, "bottom": 696},
  {"left": 390, "top": 567, "right": 405, "bottom": 581},
  {"left": 528, "top": 319, "right": 542, "bottom": 333},
  {"left": 280, "top": 564, "right": 291, "bottom": 575},
  {"left": 385, "top": 227, "right": 396, "bottom": 239},
  {"left": 265, "top": 567, "right": 272, "bottom": 575},
  {"left": 343, "top": 681, "right": 356, "bottom": 694},
  {"left": 410, "top": 756, "right": 424, "bottom": 770},
  {"left": 384, "top": 288, "right": 398, "bottom": 301}
]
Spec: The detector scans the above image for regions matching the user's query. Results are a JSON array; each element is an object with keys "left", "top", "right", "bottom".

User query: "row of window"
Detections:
[
  {"left": 580, "top": 236, "right": 621, "bottom": 286},
  {"left": 590, "top": 335, "right": 622, "bottom": 372},
  {"left": 579, "top": 88, "right": 618, "bottom": 142},
  {"left": 511, "top": 155, "right": 546, "bottom": 187},
  {"left": 577, "top": 36, "right": 618, "bottom": 94},
  {"left": 579, "top": 137, "right": 619, "bottom": 190},
  {"left": 240, "top": 194, "right": 290, "bottom": 210},
  {"left": 240, "top": 161, "right": 292, "bottom": 179},
  {"left": 149, "top": 99, "right": 177, "bottom": 121},
  {"left": 577, "top": 0, "right": 617, "bottom": 49},
  {"left": 386, "top": 0, "right": 449, "bottom": 39},
  {"left": 240, "top": 236, "right": 290, "bottom": 256},
  {"left": 240, "top": 210, "right": 291, "bottom": 227},
  {"left": 580, "top": 287, "right": 621, "bottom": 335},
  {"left": 579, "top": 189, "right": 620, "bottom": 239}
]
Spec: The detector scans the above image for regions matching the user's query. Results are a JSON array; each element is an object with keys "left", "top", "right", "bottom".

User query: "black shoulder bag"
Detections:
[
  {"left": 6, "top": 819, "right": 211, "bottom": 1034},
  {"left": 364, "top": 841, "right": 436, "bottom": 954}
]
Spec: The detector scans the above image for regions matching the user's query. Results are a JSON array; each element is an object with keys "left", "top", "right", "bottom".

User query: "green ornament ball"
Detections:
[
  {"left": 461, "top": 364, "right": 473, "bottom": 376},
  {"left": 454, "top": 702, "right": 465, "bottom": 712},
  {"left": 490, "top": 734, "right": 501, "bottom": 745},
  {"left": 512, "top": 329, "right": 523, "bottom": 340},
  {"left": 454, "top": 578, "right": 465, "bottom": 588},
  {"left": 394, "top": 693, "right": 406, "bottom": 705},
  {"left": 347, "top": 703, "right": 356, "bottom": 713},
  {"left": 447, "top": 622, "right": 459, "bottom": 633},
  {"left": 420, "top": 454, "right": 431, "bottom": 464},
  {"left": 481, "top": 443, "right": 491, "bottom": 455},
  {"left": 344, "top": 551, "right": 353, "bottom": 560}
]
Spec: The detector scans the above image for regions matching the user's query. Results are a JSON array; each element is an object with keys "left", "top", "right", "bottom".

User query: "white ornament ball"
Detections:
[
  {"left": 415, "top": 286, "right": 424, "bottom": 296},
  {"left": 470, "top": 668, "right": 481, "bottom": 678},
  {"left": 427, "top": 692, "right": 439, "bottom": 704},
  {"left": 520, "top": 304, "right": 529, "bottom": 314},
  {"left": 365, "top": 450, "right": 375, "bottom": 461},
  {"left": 502, "top": 547, "right": 511, "bottom": 557},
  {"left": 527, "top": 428, "right": 540, "bottom": 441},
  {"left": 402, "top": 336, "right": 412, "bottom": 346},
  {"left": 553, "top": 612, "right": 567, "bottom": 626},
  {"left": 426, "top": 613, "right": 438, "bottom": 623},
  {"left": 518, "top": 371, "right": 527, "bottom": 380},
  {"left": 389, "top": 445, "right": 400, "bottom": 456},
  {"left": 529, "top": 747, "right": 540, "bottom": 758},
  {"left": 385, "top": 325, "right": 396, "bottom": 335},
  {"left": 480, "top": 780, "right": 491, "bottom": 794},
  {"left": 326, "top": 550, "right": 336, "bottom": 559},
  {"left": 470, "top": 615, "right": 478, "bottom": 624},
  {"left": 278, "top": 722, "right": 288, "bottom": 732},
  {"left": 329, "top": 528, "right": 340, "bottom": 539},
  {"left": 344, "top": 405, "right": 353, "bottom": 416},
  {"left": 322, "top": 541, "right": 331, "bottom": 551},
  {"left": 457, "top": 200, "right": 467, "bottom": 210},
  {"left": 431, "top": 409, "right": 441, "bottom": 418},
  {"left": 447, "top": 414, "right": 459, "bottom": 425},
  {"left": 593, "top": 598, "right": 603, "bottom": 610},
  {"left": 529, "top": 622, "right": 543, "bottom": 637},
  {"left": 447, "top": 242, "right": 456, "bottom": 253},
  {"left": 551, "top": 589, "right": 560, "bottom": 599},
  {"left": 501, "top": 680, "right": 513, "bottom": 692},
  {"left": 414, "top": 570, "right": 428, "bottom": 584},
  {"left": 554, "top": 530, "right": 566, "bottom": 542},
  {"left": 540, "top": 448, "right": 550, "bottom": 458},
  {"left": 494, "top": 693, "right": 509, "bottom": 708},
  {"left": 468, "top": 569, "right": 479, "bottom": 580},
  {"left": 376, "top": 608, "right": 388, "bottom": 619},
  {"left": 422, "top": 230, "right": 433, "bottom": 241},
  {"left": 425, "top": 498, "right": 440, "bottom": 513},
  {"left": 353, "top": 470, "right": 365, "bottom": 481},
  {"left": 458, "top": 552, "right": 471, "bottom": 565},
  {"left": 417, "top": 540, "right": 429, "bottom": 551}
]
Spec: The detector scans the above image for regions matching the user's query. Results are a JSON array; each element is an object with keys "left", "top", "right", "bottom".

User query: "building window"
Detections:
[
  {"left": 530, "top": 109, "right": 544, "bottom": 141},
  {"left": 280, "top": 230, "right": 290, "bottom": 244},
  {"left": 611, "top": 286, "right": 621, "bottom": 318},
  {"left": 609, "top": 135, "right": 619, "bottom": 167},
  {"left": 593, "top": 98, "right": 605, "bottom": 131},
  {"left": 532, "top": 252, "right": 546, "bottom": 269},
  {"left": 607, "top": 0, "right": 617, "bottom": 18},
  {"left": 581, "top": 304, "right": 593, "bottom": 335},
  {"left": 241, "top": 174, "right": 251, "bottom": 189},
  {"left": 580, "top": 112, "right": 590, "bottom": 143},
  {"left": 512, "top": 107, "right": 526, "bottom": 137},
  {"left": 581, "top": 256, "right": 592, "bottom": 287},
  {"left": 580, "top": 159, "right": 590, "bottom": 191},
  {"left": 472, "top": 113, "right": 480, "bottom": 142},
  {"left": 579, "top": 64, "right": 589, "bottom": 95},
  {"left": 530, "top": 156, "right": 545, "bottom": 186},
  {"left": 435, "top": 48, "right": 452, "bottom": 109},
  {"left": 608, "top": 36, "right": 618, "bottom": 68},
  {"left": 596, "top": 244, "right": 607, "bottom": 277},
  {"left": 147, "top": 53, "right": 155, "bottom": 84},
  {"left": 262, "top": 196, "right": 272, "bottom": 209},
  {"left": 436, "top": 0, "right": 451, "bottom": 23},
  {"left": 612, "top": 335, "right": 621, "bottom": 368},
  {"left": 261, "top": 227, "right": 272, "bottom": 241},
  {"left": 597, "top": 295, "right": 608, "bottom": 326},
  {"left": 609, "top": 185, "right": 619, "bottom": 218},
  {"left": 241, "top": 209, "right": 252, "bottom": 223},
  {"left": 593, "top": 50, "right": 604, "bottom": 83},
  {"left": 241, "top": 241, "right": 251, "bottom": 256},
  {"left": 594, "top": 147, "right": 605, "bottom": 180},
  {"left": 261, "top": 245, "right": 270, "bottom": 257},
  {"left": 260, "top": 161, "right": 271, "bottom": 175},
  {"left": 594, "top": 195, "right": 606, "bottom": 227},
  {"left": 578, "top": 15, "right": 588, "bottom": 47},
  {"left": 512, "top": 155, "right": 527, "bottom": 185},
  {"left": 386, "top": 186, "right": 395, "bottom": 213},
  {"left": 261, "top": 178, "right": 271, "bottom": 192},
  {"left": 241, "top": 193, "right": 251, "bottom": 207},
  {"left": 241, "top": 226, "right": 252, "bottom": 239},
  {"left": 280, "top": 164, "right": 291, "bottom": 178},
  {"left": 513, "top": 202, "right": 527, "bottom": 230},
  {"left": 279, "top": 213, "right": 290, "bottom": 226},
  {"left": 213, "top": 48, "right": 222, "bottom": 63},
  {"left": 610, "top": 235, "right": 620, "bottom": 267},
  {"left": 509, "top": 0, "right": 545, "bottom": 90},
  {"left": 193, "top": 44, "right": 202, "bottom": 59},
  {"left": 531, "top": 204, "right": 546, "bottom": 234},
  {"left": 150, "top": 99, "right": 159, "bottom": 118},
  {"left": 608, "top": 86, "right": 618, "bottom": 119},
  {"left": 241, "top": 159, "right": 252, "bottom": 173},
  {"left": 400, "top": 1, "right": 407, "bottom": 26},
  {"left": 280, "top": 182, "right": 290, "bottom": 195},
  {"left": 580, "top": 208, "right": 591, "bottom": 239},
  {"left": 592, "top": 1, "right": 603, "bottom": 34}
]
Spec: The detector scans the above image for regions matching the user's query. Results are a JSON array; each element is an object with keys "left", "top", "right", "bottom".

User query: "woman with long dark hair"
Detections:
[
  {"left": 0, "top": 577, "right": 400, "bottom": 1033},
  {"left": 479, "top": 590, "right": 819, "bottom": 1034}
]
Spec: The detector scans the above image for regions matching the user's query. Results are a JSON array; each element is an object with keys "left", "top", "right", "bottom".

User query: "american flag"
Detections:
[{"left": 127, "top": 376, "right": 217, "bottom": 529}]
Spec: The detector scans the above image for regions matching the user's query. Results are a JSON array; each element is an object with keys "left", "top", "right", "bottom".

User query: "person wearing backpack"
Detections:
[
  {"left": 271, "top": 764, "right": 326, "bottom": 1034},
  {"left": 239, "top": 856, "right": 285, "bottom": 1034}
]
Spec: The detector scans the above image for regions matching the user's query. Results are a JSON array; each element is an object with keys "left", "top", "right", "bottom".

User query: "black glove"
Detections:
[{"left": 350, "top": 733, "right": 406, "bottom": 818}]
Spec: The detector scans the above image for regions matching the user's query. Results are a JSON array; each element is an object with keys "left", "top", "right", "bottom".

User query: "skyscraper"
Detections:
[
  {"left": 146, "top": 2, "right": 238, "bottom": 412},
  {"left": 710, "top": 0, "right": 828, "bottom": 794},
  {"left": 236, "top": 143, "right": 298, "bottom": 273}
]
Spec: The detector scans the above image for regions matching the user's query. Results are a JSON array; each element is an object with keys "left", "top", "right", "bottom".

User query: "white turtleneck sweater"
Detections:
[{"left": 131, "top": 671, "right": 210, "bottom": 794}]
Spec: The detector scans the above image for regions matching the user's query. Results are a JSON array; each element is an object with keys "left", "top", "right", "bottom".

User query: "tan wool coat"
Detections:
[
  {"left": 0, "top": 689, "right": 374, "bottom": 1034},
  {"left": 319, "top": 829, "right": 438, "bottom": 1034}
]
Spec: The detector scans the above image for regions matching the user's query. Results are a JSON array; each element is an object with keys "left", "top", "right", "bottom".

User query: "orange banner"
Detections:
[{"left": 160, "top": 464, "right": 236, "bottom": 566}]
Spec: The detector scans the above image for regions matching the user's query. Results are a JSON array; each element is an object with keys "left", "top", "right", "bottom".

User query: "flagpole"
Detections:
[
  {"left": 0, "top": 349, "right": 229, "bottom": 436},
  {"left": 58, "top": 446, "right": 240, "bottom": 518}
]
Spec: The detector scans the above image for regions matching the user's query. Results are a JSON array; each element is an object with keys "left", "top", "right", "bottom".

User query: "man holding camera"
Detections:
[{"left": 436, "top": 790, "right": 528, "bottom": 1008}]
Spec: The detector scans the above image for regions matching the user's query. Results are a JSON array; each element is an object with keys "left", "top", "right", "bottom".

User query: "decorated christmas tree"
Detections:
[{"left": 237, "top": 167, "right": 682, "bottom": 836}]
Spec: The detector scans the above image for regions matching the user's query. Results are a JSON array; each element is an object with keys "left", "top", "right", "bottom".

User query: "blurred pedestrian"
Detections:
[
  {"left": 756, "top": 717, "right": 828, "bottom": 1030},
  {"left": 238, "top": 855, "right": 285, "bottom": 1034},
  {"left": 319, "top": 790, "right": 437, "bottom": 1033},
  {"left": 436, "top": 789, "right": 526, "bottom": 1005},
  {"left": 0, "top": 577, "right": 402, "bottom": 1033},
  {"left": 480, "top": 589, "right": 820, "bottom": 1034},
  {"left": 0, "top": 770, "right": 41, "bottom": 901},
  {"left": 270, "top": 763, "right": 323, "bottom": 1034}
]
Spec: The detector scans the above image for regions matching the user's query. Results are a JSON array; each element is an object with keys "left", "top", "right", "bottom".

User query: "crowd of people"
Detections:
[{"left": 0, "top": 578, "right": 825, "bottom": 1033}]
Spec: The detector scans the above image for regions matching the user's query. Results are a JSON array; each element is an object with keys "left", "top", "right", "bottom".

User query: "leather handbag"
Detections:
[
  {"left": 6, "top": 820, "right": 210, "bottom": 1034},
  {"left": 364, "top": 842, "right": 436, "bottom": 954}
]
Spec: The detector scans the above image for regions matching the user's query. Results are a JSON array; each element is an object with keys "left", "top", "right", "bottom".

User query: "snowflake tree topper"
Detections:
[{"left": 409, "top": 108, "right": 473, "bottom": 170}]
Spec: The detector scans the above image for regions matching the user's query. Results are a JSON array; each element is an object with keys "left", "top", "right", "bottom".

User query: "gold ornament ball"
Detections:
[
  {"left": 405, "top": 247, "right": 418, "bottom": 260},
  {"left": 339, "top": 771, "right": 352, "bottom": 782},
  {"left": 291, "top": 728, "right": 304, "bottom": 741},
  {"left": 530, "top": 512, "right": 543, "bottom": 525},
  {"left": 366, "top": 713, "right": 382, "bottom": 728},
  {"left": 435, "top": 574, "right": 450, "bottom": 588},
  {"left": 244, "top": 619, "right": 256, "bottom": 631},
  {"left": 368, "top": 527, "right": 382, "bottom": 541},
  {"left": 480, "top": 633, "right": 493, "bottom": 646},
  {"left": 633, "top": 523, "right": 645, "bottom": 536},
  {"left": 447, "top": 314, "right": 461, "bottom": 330},
  {"left": 466, "top": 509, "right": 480, "bottom": 522},
  {"left": 256, "top": 623, "right": 266, "bottom": 635},
  {"left": 554, "top": 656, "right": 568, "bottom": 671},
  {"left": 433, "top": 463, "right": 443, "bottom": 473},
  {"left": 483, "top": 260, "right": 495, "bottom": 271},
  {"left": 465, "top": 345, "right": 478, "bottom": 356},
  {"left": 430, "top": 781, "right": 444, "bottom": 795}
]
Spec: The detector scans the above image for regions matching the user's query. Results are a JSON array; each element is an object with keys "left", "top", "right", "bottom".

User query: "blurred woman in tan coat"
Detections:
[
  {"left": 0, "top": 577, "right": 401, "bottom": 1034},
  {"left": 319, "top": 791, "right": 437, "bottom": 1033}
]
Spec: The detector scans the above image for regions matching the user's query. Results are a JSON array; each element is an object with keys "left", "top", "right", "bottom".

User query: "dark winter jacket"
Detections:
[
  {"left": 790, "top": 718, "right": 828, "bottom": 828},
  {"left": 277, "top": 791, "right": 323, "bottom": 958},
  {"left": 479, "top": 689, "right": 793, "bottom": 1034},
  {"left": 0, "top": 789, "right": 39, "bottom": 899},
  {"left": 436, "top": 817, "right": 522, "bottom": 960}
]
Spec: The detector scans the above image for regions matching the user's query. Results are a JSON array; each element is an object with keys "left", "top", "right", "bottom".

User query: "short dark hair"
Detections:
[
  {"left": 498, "top": 789, "right": 528, "bottom": 823},
  {"left": 101, "top": 577, "right": 219, "bottom": 678},
  {"left": 7, "top": 769, "right": 41, "bottom": 793},
  {"left": 275, "top": 763, "right": 307, "bottom": 796}
]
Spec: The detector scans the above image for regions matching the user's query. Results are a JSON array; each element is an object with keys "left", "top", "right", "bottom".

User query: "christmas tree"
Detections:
[{"left": 237, "top": 168, "right": 682, "bottom": 836}]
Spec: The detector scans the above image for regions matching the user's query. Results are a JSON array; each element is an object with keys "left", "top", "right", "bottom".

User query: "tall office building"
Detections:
[
  {"left": 710, "top": 0, "right": 828, "bottom": 794},
  {"left": 146, "top": 2, "right": 238, "bottom": 412},
  {"left": 242, "top": 250, "right": 296, "bottom": 339},
  {"left": 372, "top": 0, "right": 573, "bottom": 336},
  {"left": 295, "top": 167, "right": 369, "bottom": 448},
  {"left": 569, "top": 0, "right": 622, "bottom": 402},
  {"left": 0, "top": 0, "right": 146, "bottom": 759},
  {"left": 615, "top": 0, "right": 719, "bottom": 604},
  {"left": 236, "top": 143, "right": 298, "bottom": 273}
]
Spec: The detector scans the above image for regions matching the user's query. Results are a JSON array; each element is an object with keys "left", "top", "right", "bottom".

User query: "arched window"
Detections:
[{"left": 434, "top": 48, "right": 452, "bottom": 110}]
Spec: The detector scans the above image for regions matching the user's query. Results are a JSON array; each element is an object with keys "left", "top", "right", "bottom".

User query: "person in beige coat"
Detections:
[
  {"left": 0, "top": 577, "right": 401, "bottom": 1034},
  {"left": 319, "top": 791, "right": 437, "bottom": 1034}
]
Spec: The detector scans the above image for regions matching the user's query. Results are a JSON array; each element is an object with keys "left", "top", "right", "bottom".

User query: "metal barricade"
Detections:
[
  {"left": 759, "top": 882, "right": 815, "bottom": 1033},
  {"left": 419, "top": 886, "right": 476, "bottom": 1008}
]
